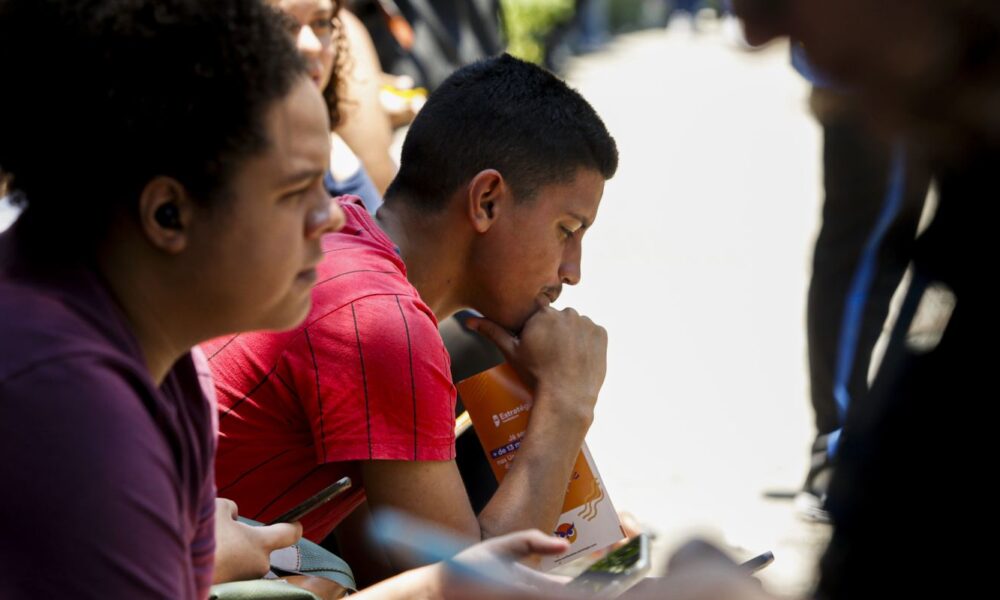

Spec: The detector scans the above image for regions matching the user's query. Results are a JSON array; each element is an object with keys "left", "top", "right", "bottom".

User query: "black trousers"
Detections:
[
  {"left": 816, "top": 143, "right": 993, "bottom": 600},
  {"left": 807, "top": 104, "right": 929, "bottom": 436}
]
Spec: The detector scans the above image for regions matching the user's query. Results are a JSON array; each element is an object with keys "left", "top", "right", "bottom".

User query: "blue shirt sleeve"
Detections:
[{"left": 325, "top": 167, "right": 384, "bottom": 215}]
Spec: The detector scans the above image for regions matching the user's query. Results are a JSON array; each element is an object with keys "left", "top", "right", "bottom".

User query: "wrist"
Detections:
[
  {"left": 361, "top": 564, "right": 445, "bottom": 600},
  {"left": 415, "top": 564, "right": 448, "bottom": 600},
  {"left": 532, "top": 384, "right": 596, "bottom": 429}
]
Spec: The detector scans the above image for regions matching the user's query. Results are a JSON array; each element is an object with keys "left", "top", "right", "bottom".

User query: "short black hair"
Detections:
[
  {"left": 385, "top": 53, "right": 618, "bottom": 210},
  {"left": 0, "top": 0, "right": 306, "bottom": 249}
]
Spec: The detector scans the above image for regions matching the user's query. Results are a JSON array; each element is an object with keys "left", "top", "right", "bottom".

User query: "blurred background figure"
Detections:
[
  {"left": 348, "top": 0, "right": 504, "bottom": 91},
  {"left": 782, "top": 45, "right": 932, "bottom": 524},
  {"left": 269, "top": 0, "right": 387, "bottom": 213}
]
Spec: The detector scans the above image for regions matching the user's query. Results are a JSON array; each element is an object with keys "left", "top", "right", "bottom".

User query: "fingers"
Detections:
[
  {"left": 252, "top": 521, "right": 304, "bottom": 552},
  {"left": 464, "top": 316, "right": 518, "bottom": 356},
  {"left": 216, "top": 497, "right": 239, "bottom": 521},
  {"left": 446, "top": 531, "right": 574, "bottom": 599},
  {"left": 618, "top": 511, "right": 644, "bottom": 540},
  {"left": 484, "top": 529, "right": 570, "bottom": 559}
]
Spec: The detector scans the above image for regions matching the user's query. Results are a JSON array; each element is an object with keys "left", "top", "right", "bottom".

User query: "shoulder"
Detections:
[
  {"left": 0, "top": 352, "right": 197, "bottom": 597},
  {"left": 0, "top": 280, "right": 142, "bottom": 383},
  {"left": 300, "top": 292, "right": 451, "bottom": 397},
  {"left": 1, "top": 351, "right": 164, "bottom": 446},
  {"left": 328, "top": 292, "right": 443, "bottom": 357}
]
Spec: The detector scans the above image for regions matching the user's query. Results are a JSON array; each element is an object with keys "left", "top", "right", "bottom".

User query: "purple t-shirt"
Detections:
[{"left": 0, "top": 222, "right": 217, "bottom": 599}]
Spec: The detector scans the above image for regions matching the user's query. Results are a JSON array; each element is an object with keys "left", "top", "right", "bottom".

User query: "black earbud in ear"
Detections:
[{"left": 154, "top": 203, "right": 182, "bottom": 230}]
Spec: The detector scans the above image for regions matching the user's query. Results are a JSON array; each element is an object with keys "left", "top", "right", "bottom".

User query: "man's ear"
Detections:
[
  {"left": 466, "top": 169, "right": 508, "bottom": 233},
  {"left": 137, "top": 176, "right": 194, "bottom": 254}
]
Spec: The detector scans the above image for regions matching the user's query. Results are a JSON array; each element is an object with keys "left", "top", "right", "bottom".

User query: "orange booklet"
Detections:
[{"left": 457, "top": 363, "right": 624, "bottom": 569}]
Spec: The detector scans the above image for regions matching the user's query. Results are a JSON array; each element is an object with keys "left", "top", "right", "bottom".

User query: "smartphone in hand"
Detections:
[
  {"left": 567, "top": 534, "right": 652, "bottom": 597},
  {"left": 267, "top": 476, "right": 351, "bottom": 525},
  {"left": 740, "top": 550, "right": 775, "bottom": 574}
]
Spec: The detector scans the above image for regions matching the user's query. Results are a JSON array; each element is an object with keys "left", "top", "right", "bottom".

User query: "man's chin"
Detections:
[
  {"left": 467, "top": 308, "right": 524, "bottom": 335},
  {"left": 504, "top": 308, "right": 541, "bottom": 336},
  {"left": 468, "top": 298, "right": 543, "bottom": 334}
]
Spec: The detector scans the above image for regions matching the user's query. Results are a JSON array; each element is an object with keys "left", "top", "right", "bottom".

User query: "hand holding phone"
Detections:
[{"left": 369, "top": 508, "right": 567, "bottom": 592}]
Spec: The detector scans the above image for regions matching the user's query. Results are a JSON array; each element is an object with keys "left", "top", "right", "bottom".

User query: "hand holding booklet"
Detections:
[{"left": 457, "top": 363, "right": 625, "bottom": 570}]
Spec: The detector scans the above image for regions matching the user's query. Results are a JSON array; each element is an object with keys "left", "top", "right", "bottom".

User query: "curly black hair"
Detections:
[
  {"left": 0, "top": 0, "right": 307, "bottom": 250},
  {"left": 386, "top": 54, "right": 618, "bottom": 211}
]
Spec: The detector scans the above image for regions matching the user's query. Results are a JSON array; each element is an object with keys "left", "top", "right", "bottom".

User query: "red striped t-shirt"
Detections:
[{"left": 204, "top": 197, "right": 456, "bottom": 542}]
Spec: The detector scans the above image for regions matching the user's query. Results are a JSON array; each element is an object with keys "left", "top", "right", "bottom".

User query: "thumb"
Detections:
[
  {"left": 464, "top": 316, "right": 518, "bottom": 357},
  {"left": 488, "top": 530, "right": 570, "bottom": 559},
  {"left": 253, "top": 521, "right": 303, "bottom": 552},
  {"left": 216, "top": 497, "right": 239, "bottom": 521}
]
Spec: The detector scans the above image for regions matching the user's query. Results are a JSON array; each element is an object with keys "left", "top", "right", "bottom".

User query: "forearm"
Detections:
[
  {"left": 336, "top": 8, "right": 396, "bottom": 194},
  {"left": 334, "top": 501, "right": 398, "bottom": 587},
  {"left": 477, "top": 389, "right": 592, "bottom": 538},
  {"left": 334, "top": 101, "right": 395, "bottom": 194},
  {"left": 357, "top": 150, "right": 397, "bottom": 196},
  {"left": 353, "top": 564, "right": 445, "bottom": 600}
]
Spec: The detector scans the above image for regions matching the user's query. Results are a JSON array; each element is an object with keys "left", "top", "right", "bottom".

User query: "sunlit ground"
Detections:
[{"left": 557, "top": 19, "right": 829, "bottom": 596}]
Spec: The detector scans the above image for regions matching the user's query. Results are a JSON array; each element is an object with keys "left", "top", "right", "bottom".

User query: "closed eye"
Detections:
[
  {"left": 280, "top": 178, "right": 323, "bottom": 203},
  {"left": 281, "top": 185, "right": 311, "bottom": 202}
]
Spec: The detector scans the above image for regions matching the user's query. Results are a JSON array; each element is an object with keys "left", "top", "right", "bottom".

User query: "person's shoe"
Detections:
[
  {"left": 794, "top": 488, "right": 830, "bottom": 523},
  {"left": 795, "top": 434, "right": 834, "bottom": 523}
]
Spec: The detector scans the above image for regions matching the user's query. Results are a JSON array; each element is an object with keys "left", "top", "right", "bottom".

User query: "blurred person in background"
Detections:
[
  {"left": 653, "top": 0, "right": 998, "bottom": 595},
  {"left": 271, "top": 0, "right": 385, "bottom": 212},
  {"left": 784, "top": 45, "right": 932, "bottom": 523}
]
